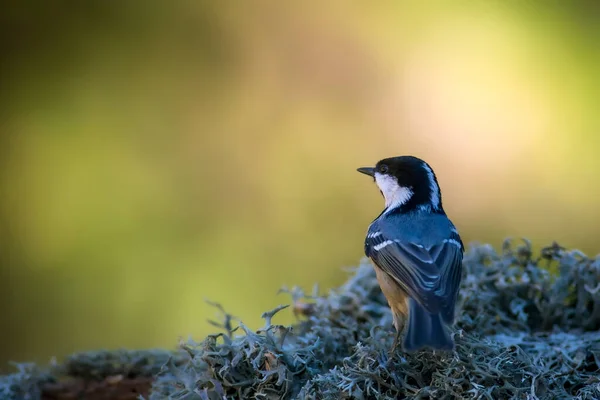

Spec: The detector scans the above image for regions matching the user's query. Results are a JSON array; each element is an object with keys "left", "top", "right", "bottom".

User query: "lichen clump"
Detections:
[
  {"left": 1, "top": 240, "right": 600, "bottom": 399},
  {"left": 149, "top": 240, "right": 600, "bottom": 399}
]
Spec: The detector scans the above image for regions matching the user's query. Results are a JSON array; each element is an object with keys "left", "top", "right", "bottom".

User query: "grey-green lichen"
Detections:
[
  {"left": 149, "top": 240, "right": 600, "bottom": 400},
  {"left": 0, "top": 363, "right": 52, "bottom": 400},
  {"left": 1, "top": 240, "right": 600, "bottom": 400}
]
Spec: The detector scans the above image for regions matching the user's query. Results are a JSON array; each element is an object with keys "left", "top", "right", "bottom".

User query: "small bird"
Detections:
[{"left": 357, "top": 155, "right": 464, "bottom": 353}]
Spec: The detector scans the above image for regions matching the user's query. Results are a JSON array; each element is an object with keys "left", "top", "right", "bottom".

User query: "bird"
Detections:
[{"left": 357, "top": 155, "right": 464, "bottom": 353}]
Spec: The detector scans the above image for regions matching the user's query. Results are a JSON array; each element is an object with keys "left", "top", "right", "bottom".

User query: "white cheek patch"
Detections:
[{"left": 374, "top": 172, "right": 413, "bottom": 210}]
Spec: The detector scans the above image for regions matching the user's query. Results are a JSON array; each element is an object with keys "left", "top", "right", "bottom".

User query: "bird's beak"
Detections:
[{"left": 357, "top": 167, "right": 375, "bottom": 177}]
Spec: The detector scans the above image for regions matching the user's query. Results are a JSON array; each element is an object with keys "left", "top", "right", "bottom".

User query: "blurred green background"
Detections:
[{"left": 1, "top": 1, "right": 599, "bottom": 372}]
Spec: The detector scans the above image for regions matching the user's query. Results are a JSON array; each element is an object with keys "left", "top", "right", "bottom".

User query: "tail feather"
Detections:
[{"left": 403, "top": 298, "right": 454, "bottom": 352}]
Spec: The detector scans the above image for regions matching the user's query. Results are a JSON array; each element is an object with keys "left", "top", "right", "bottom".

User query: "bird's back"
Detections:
[{"left": 367, "top": 209, "right": 461, "bottom": 252}]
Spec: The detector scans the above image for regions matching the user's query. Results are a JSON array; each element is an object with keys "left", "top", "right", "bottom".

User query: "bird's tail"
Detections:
[{"left": 403, "top": 298, "right": 454, "bottom": 352}]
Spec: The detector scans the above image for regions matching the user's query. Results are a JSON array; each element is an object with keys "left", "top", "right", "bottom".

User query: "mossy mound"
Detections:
[{"left": 2, "top": 240, "right": 600, "bottom": 399}]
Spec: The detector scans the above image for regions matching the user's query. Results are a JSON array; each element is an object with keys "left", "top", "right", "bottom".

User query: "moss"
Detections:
[
  {"left": 0, "top": 350, "right": 187, "bottom": 400},
  {"left": 2, "top": 239, "right": 600, "bottom": 399}
]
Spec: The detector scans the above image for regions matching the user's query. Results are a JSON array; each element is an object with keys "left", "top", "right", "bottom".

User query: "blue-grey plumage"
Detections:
[
  {"left": 405, "top": 298, "right": 453, "bottom": 351},
  {"left": 358, "top": 156, "right": 464, "bottom": 353}
]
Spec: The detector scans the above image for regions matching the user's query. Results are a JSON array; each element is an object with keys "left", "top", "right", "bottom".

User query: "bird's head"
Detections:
[{"left": 357, "top": 155, "right": 443, "bottom": 214}]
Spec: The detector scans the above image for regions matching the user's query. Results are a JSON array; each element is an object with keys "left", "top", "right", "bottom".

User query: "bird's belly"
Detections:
[{"left": 373, "top": 265, "right": 409, "bottom": 317}]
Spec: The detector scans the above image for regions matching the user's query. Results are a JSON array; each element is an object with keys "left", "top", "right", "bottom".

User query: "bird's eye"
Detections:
[{"left": 379, "top": 165, "right": 388, "bottom": 173}]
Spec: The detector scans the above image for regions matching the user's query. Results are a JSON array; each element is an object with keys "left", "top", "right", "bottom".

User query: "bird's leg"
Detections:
[
  {"left": 389, "top": 313, "right": 404, "bottom": 356},
  {"left": 390, "top": 329, "right": 402, "bottom": 355}
]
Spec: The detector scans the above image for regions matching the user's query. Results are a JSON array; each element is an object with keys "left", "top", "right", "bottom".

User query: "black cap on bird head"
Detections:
[{"left": 357, "top": 156, "right": 443, "bottom": 213}]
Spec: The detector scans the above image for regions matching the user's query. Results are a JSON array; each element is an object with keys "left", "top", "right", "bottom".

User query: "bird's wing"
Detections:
[{"left": 366, "top": 231, "right": 463, "bottom": 320}]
